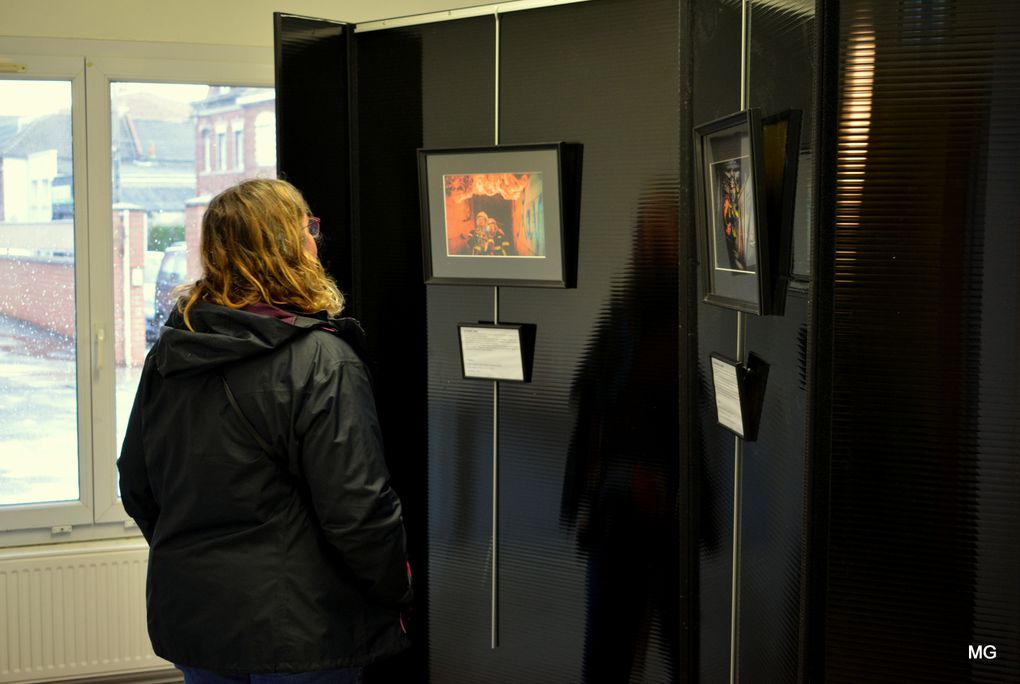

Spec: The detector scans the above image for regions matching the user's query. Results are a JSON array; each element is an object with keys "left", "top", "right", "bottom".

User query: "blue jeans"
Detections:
[{"left": 178, "top": 665, "right": 362, "bottom": 684}]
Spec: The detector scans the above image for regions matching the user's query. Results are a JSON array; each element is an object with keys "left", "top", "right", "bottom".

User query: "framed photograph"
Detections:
[
  {"left": 694, "top": 109, "right": 771, "bottom": 314},
  {"left": 418, "top": 143, "right": 575, "bottom": 287}
]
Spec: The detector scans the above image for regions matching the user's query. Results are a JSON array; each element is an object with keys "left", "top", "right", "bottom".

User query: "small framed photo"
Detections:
[
  {"left": 709, "top": 351, "right": 769, "bottom": 441},
  {"left": 418, "top": 143, "right": 575, "bottom": 287},
  {"left": 458, "top": 323, "right": 535, "bottom": 382},
  {"left": 710, "top": 353, "right": 746, "bottom": 438},
  {"left": 694, "top": 109, "right": 771, "bottom": 314}
]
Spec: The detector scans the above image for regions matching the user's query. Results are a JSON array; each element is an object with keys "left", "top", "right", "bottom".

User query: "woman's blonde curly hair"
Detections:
[{"left": 177, "top": 178, "right": 344, "bottom": 329}]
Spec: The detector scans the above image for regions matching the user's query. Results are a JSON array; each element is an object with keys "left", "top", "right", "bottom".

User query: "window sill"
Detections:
[
  {"left": 0, "top": 535, "right": 147, "bottom": 561},
  {"left": 0, "top": 521, "right": 146, "bottom": 553}
]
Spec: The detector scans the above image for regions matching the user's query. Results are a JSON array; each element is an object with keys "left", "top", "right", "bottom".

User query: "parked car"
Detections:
[
  {"left": 144, "top": 250, "right": 163, "bottom": 344},
  {"left": 153, "top": 242, "right": 188, "bottom": 336}
]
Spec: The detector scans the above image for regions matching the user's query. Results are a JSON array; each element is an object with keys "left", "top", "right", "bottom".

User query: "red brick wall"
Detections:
[
  {"left": 0, "top": 207, "right": 147, "bottom": 366},
  {"left": 0, "top": 258, "right": 75, "bottom": 337}
]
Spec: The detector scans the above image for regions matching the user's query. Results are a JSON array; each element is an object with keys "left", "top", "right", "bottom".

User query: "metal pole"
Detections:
[
  {"left": 494, "top": 10, "right": 501, "bottom": 148},
  {"left": 491, "top": 286, "right": 499, "bottom": 649},
  {"left": 491, "top": 10, "right": 501, "bottom": 650},
  {"left": 730, "top": 1, "right": 751, "bottom": 681}
]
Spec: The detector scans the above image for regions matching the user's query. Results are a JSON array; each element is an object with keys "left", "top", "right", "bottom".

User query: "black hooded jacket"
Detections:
[{"left": 117, "top": 301, "right": 411, "bottom": 673}]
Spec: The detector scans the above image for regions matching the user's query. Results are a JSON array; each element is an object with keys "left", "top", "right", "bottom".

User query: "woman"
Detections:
[{"left": 118, "top": 179, "right": 411, "bottom": 684}]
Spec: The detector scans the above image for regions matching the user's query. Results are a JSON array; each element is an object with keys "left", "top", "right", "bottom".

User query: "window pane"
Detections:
[
  {"left": 0, "top": 80, "right": 80, "bottom": 506},
  {"left": 110, "top": 83, "right": 276, "bottom": 466}
]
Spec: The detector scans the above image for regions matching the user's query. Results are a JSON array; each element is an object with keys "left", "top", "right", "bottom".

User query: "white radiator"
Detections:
[{"left": 0, "top": 541, "right": 172, "bottom": 683}]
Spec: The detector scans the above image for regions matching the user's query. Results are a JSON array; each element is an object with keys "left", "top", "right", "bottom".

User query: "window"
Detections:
[
  {"left": 109, "top": 83, "right": 276, "bottom": 482},
  {"left": 234, "top": 125, "right": 244, "bottom": 169},
  {"left": 202, "top": 129, "right": 211, "bottom": 172},
  {"left": 0, "top": 75, "right": 82, "bottom": 526},
  {"left": 255, "top": 111, "right": 275, "bottom": 168},
  {"left": 217, "top": 130, "right": 227, "bottom": 170},
  {"left": 0, "top": 38, "right": 275, "bottom": 544}
]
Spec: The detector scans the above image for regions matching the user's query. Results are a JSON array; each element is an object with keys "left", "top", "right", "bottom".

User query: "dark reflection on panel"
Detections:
[
  {"left": 823, "top": 1, "right": 1020, "bottom": 681},
  {"left": 498, "top": 0, "right": 682, "bottom": 681},
  {"left": 560, "top": 188, "right": 680, "bottom": 682}
]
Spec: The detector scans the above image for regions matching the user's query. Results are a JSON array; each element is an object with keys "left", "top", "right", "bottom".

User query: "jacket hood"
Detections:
[{"left": 154, "top": 301, "right": 367, "bottom": 378}]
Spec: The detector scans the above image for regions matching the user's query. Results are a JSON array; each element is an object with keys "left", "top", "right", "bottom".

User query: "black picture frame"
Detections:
[
  {"left": 694, "top": 109, "right": 771, "bottom": 314},
  {"left": 418, "top": 143, "right": 576, "bottom": 287},
  {"left": 788, "top": 147, "right": 813, "bottom": 285},
  {"left": 761, "top": 109, "right": 803, "bottom": 312}
]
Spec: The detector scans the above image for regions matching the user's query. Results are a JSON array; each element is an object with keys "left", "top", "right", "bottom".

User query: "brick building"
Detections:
[
  {"left": 185, "top": 87, "right": 276, "bottom": 277},
  {"left": 194, "top": 87, "right": 275, "bottom": 195}
]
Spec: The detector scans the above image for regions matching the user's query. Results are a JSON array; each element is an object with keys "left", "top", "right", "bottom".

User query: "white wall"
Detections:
[
  {"left": 0, "top": 0, "right": 482, "bottom": 47},
  {"left": 1, "top": 157, "right": 27, "bottom": 222}
]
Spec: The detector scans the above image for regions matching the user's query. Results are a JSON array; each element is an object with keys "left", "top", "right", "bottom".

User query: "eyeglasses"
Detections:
[{"left": 306, "top": 216, "right": 321, "bottom": 238}]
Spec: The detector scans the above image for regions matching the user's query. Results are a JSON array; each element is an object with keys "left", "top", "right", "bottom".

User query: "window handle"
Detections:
[{"left": 95, "top": 327, "right": 106, "bottom": 373}]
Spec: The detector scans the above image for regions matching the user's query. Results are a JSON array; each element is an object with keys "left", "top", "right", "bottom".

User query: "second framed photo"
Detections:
[
  {"left": 694, "top": 109, "right": 771, "bottom": 314},
  {"left": 418, "top": 142, "right": 577, "bottom": 287}
]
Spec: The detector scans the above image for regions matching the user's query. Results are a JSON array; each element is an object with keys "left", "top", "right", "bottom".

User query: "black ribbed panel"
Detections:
[
  {"left": 411, "top": 16, "right": 503, "bottom": 683},
  {"left": 277, "top": 15, "right": 432, "bottom": 682},
  {"left": 350, "top": 27, "right": 429, "bottom": 684},
  {"left": 352, "top": 1, "right": 685, "bottom": 682},
  {"left": 690, "top": 8, "right": 742, "bottom": 681},
  {"left": 497, "top": 4, "right": 681, "bottom": 682},
  {"left": 273, "top": 14, "right": 352, "bottom": 295},
  {"left": 824, "top": 1, "right": 1020, "bottom": 682},
  {"left": 691, "top": 1, "right": 817, "bottom": 682},
  {"left": 739, "top": 6, "right": 818, "bottom": 682},
  {"left": 279, "top": 3, "right": 686, "bottom": 682}
]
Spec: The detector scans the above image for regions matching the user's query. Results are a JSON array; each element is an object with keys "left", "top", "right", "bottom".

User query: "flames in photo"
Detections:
[
  {"left": 714, "top": 157, "right": 755, "bottom": 272},
  {"left": 443, "top": 172, "right": 545, "bottom": 257}
]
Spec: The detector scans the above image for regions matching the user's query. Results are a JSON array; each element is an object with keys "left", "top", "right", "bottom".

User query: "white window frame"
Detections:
[
  {"left": 0, "top": 54, "right": 93, "bottom": 534},
  {"left": 0, "top": 37, "right": 274, "bottom": 547}
]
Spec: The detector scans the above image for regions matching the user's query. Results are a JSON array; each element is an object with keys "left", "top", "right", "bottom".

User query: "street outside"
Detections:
[{"left": 0, "top": 314, "right": 145, "bottom": 507}]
